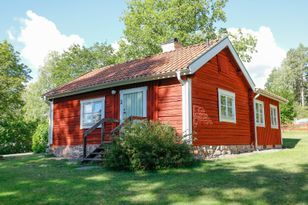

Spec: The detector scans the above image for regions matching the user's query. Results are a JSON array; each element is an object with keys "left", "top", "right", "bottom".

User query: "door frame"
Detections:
[{"left": 119, "top": 86, "right": 147, "bottom": 122}]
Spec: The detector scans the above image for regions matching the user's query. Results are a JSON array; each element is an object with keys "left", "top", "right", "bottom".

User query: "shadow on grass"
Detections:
[
  {"left": 0, "top": 155, "right": 307, "bottom": 205},
  {"left": 283, "top": 138, "right": 301, "bottom": 148}
]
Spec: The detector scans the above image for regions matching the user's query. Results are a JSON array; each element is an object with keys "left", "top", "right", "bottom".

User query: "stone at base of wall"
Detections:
[
  {"left": 49, "top": 144, "right": 100, "bottom": 159},
  {"left": 194, "top": 144, "right": 255, "bottom": 159},
  {"left": 194, "top": 144, "right": 282, "bottom": 159}
]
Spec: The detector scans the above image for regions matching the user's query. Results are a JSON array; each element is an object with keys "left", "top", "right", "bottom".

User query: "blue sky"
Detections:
[{"left": 1, "top": 0, "right": 307, "bottom": 87}]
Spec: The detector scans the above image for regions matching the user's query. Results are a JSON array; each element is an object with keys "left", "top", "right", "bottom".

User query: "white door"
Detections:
[{"left": 120, "top": 87, "right": 147, "bottom": 122}]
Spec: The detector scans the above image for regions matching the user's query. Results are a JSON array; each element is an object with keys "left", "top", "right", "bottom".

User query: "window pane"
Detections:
[
  {"left": 84, "top": 113, "right": 93, "bottom": 124},
  {"left": 221, "top": 105, "right": 227, "bottom": 117},
  {"left": 93, "top": 102, "right": 102, "bottom": 113},
  {"left": 221, "top": 95, "right": 226, "bottom": 106},
  {"left": 84, "top": 103, "right": 92, "bottom": 113},
  {"left": 227, "top": 97, "right": 233, "bottom": 107},
  {"left": 260, "top": 107, "right": 263, "bottom": 123},
  {"left": 123, "top": 91, "right": 144, "bottom": 119},
  {"left": 93, "top": 112, "right": 101, "bottom": 122},
  {"left": 227, "top": 107, "right": 233, "bottom": 118}
]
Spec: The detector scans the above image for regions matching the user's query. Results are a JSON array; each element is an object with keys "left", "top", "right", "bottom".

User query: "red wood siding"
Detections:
[
  {"left": 52, "top": 78, "right": 182, "bottom": 146},
  {"left": 157, "top": 78, "right": 182, "bottom": 134},
  {"left": 255, "top": 95, "right": 282, "bottom": 145},
  {"left": 191, "top": 48, "right": 253, "bottom": 145}
]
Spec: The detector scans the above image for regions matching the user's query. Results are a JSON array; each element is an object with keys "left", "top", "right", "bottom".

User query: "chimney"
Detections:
[{"left": 161, "top": 38, "right": 182, "bottom": 53}]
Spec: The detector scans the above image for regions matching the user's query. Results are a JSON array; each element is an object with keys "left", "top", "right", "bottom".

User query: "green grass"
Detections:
[{"left": 0, "top": 131, "right": 307, "bottom": 205}]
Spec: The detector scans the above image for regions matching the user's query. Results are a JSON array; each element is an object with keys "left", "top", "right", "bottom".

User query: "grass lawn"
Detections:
[{"left": 0, "top": 131, "right": 307, "bottom": 205}]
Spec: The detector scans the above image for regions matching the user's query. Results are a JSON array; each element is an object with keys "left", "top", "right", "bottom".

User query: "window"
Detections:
[
  {"left": 270, "top": 105, "right": 278, "bottom": 129},
  {"left": 80, "top": 97, "right": 105, "bottom": 129},
  {"left": 218, "top": 89, "right": 236, "bottom": 123},
  {"left": 255, "top": 100, "right": 265, "bottom": 127}
]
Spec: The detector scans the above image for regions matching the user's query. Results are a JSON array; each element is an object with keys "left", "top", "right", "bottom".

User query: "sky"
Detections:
[{"left": 1, "top": 0, "right": 307, "bottom": 88}]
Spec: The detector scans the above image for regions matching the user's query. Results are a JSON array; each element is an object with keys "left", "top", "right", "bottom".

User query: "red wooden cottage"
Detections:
[{"left": 44, "top": 37, "right": 287, "bottom": 159}]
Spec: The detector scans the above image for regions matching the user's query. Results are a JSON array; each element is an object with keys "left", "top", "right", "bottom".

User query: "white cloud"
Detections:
[
  {"left": 7, "top": 30, "right": 15, "bottom": 40},
  {"left": 10, "top": 10, "right": 84, "bottom": 79},
  {"left": 228, "top": 26, "right": 286, "bottom": 88}
]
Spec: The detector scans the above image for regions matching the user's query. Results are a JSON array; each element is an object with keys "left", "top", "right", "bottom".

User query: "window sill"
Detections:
[
  {"left": 256, "top": 124, "right": 265, "bottom": 127},
  {"left": 219, "top": 119, "right": 236, "bottom": 123},
  {"left": 80, "top": 125, "right": 102, "bottom": 130},
  {"left": 271, "top": 126, "right": 279, "bottom": 129}
]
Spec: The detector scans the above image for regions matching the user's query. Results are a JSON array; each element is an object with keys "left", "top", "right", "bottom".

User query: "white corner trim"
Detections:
[
  {"left": 270, "top": 104, "right": 279, "bottom": 129},
  {"left": 278, "top": 104, "right": 283, "bottom": 145},
  {"left": 188, "top": 37, "right": 255, "bottom": 90},
  {"left": 80, "top": 97, "right": 105, "bottom": 129},
  {"left": 218, "top": 88, "right": 236, "bottom": 123},
  {"left": 48, "top": 100, "right": 54, "bottom": 145},
  {"left": 255, "top": 100, "right": 265, "bottom": 127},
  {"left": 119, "top": 86, "right": 148, "bottom": 122},
  {"left": 182, "top": 78, "right": 192, "bottom": 143}
]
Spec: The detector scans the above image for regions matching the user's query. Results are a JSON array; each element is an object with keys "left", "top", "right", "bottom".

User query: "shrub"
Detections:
[
  {"left": 104, "top": 120, "right": 195, "bottom": 171},
  {"left": 32, "top": 121, "right": 49, "bottom": 153},
  {"left": 0, "top": 117, "right": 36, "bottom": 155}
]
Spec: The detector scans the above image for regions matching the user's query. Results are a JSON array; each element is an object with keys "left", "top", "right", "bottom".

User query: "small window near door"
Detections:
[
  {"left": 270, "top": 104, "right": 278, "bottom": 129},
  {"left": 218, "top": 89, "right": 236, "bottom": 123},
  {"left": 80, "top": 97, "right": 105, "bottom": 129},
  {"left": 255, "top": 100, "right": 265, "bottom": 127}
]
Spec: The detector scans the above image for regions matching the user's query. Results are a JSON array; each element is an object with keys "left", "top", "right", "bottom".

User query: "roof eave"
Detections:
[
  {"left": 44, "top": 69, "right": 190, "bottom": 100},
  {"left": 255, "top": 88, "right": 288, "bottom": 103}
]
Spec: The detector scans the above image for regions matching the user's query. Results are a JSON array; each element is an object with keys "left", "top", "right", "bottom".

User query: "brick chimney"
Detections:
[{"left": 161, "top": 38, "right": 182, "bottom": 53}]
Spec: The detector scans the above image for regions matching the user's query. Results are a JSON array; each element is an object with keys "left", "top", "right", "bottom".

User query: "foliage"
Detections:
[
  {"left": 0, "top": 41, "right": 31, "bottom": 121},
  {"left": 23, "top": 43, "right": 117, "bottom": 122},
  {"left": 32, "top": 121, "right": 49, "bottom": 153},
  {"left": 0, "top": 116, "right": 36, "bottom": 155},
  {"left": 265, "top": 44, "right": 308, "bottom": 122},
  {"left": 117, "top": 0, "right": 257, "bottom": 63},
  {"left": 295, "top": 106, "right": 308, "bottom": 119},
  {"left": 0, "top": 41, "right": 34, "bottom": 154},
  {"left": 104, "top": 120, "right": 195, "bottom": 171}
]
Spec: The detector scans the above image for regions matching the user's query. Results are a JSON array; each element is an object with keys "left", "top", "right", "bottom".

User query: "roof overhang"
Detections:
[
  {"left": 45, "top": 69, "right": 190, "bottom": 100},
  {"left": 187, "top": 36, "right": 256, "bottom": 90},
  {"left": 255, "top": 88, "right": 288, "bottom": 103}
]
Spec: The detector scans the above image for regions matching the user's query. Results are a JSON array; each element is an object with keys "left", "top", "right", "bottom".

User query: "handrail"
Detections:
[
  {"left": 83, "top": 118, "right": 119, "bottom": 138},
  {"left": 83, "top": 116, "right": 147, "bottom": 159},
  {"left": 83, "top": 117, "right": 119, "bottom": 158}
]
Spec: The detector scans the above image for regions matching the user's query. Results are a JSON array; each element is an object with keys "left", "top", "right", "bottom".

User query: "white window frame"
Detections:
[
  {"left": 270, "top": 104, "right": 279, "bottom": 129},
  {"left": 255, "top": 100, "right": 265, "bottom": 127},
  {"left": 80, "top": 97, "right": 105, "bottom": 129},
  {"left": 119, "top": 86, "right": 147, "bottom": 122},
  {"left": 218, "top": 88, "right": 236, "bottom": 123}
]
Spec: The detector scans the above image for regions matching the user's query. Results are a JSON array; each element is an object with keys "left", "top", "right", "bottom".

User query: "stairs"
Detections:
[
  {"left": 81, "top": 116, "right": 147, "bottom": 164},
  {"left": 81, "top": 142, "right": 111, "bottom": 164}
]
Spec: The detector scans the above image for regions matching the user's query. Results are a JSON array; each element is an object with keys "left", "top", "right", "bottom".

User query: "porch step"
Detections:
[{"left": 81, "top": 143, "right": 111, "bottom": 164}]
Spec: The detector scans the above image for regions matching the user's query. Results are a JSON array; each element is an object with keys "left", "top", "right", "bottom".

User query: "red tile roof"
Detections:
[{"left": 45, "top": 39, "right": 222, "bottom": 99}]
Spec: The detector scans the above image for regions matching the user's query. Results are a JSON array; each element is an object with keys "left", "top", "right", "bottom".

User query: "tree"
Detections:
[
  {"left": 23, "top": 42, "right": 117, "bottom": 122},
  {"left": 280, "top": 44, "right": 308, "bottom": 106},
  {"left": 116, "top": 0, "right": 257, "bottom": 63},
  {"left": 47, "top": 43, "right": 117, "bottom": 87},
  {"left": 0, "top": 41, "right": 31, "bottom": 120},
  {"left": 0, "top": 41, "right": 34, "bottom": 154},
  {"left": 265, "top": 44, "right": 308, "bottom": 123}
]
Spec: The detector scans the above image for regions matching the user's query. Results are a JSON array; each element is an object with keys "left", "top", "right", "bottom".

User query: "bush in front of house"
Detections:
[
  {"left": 32, "top": 121, "right": 49, "bottom": 153},
  {"left": 104, "top": 120, "right": 195, "bottom": 171}
]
